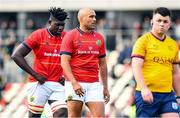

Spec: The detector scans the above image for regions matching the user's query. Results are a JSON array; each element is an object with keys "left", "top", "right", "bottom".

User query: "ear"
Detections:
[
  {"left": 150, "top": 20, "right": 153, "bottom": 26},
  {"left": 48, "top": 20, "right": 52, "bottom": 24},
  {"left": 168, "top": 21, "right": 172, "bottom": 29}
]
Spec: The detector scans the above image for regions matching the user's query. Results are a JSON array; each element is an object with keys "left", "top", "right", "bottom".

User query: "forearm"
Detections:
[
  {"left": 99, "top": 58, "right": 108, "bottom": 88},
  {"left": 61, "top": 57, "right": 77, "bottom": 84},
  {"left": 132, "top": 68, "right": 147, "bottom": 89},
  {"left": 173, "top": 72, "right": 180, "bottom": 96},
  {"left": 173, "top": 80, "right": 180, "bottom": 96},
  {"left": 172, "top": 64, "right": 180, "bottom": 96},
  {"left": 131, "top": 58, "right": 147, "bottom": 90},
  {"left": 100, "top": 65, "right": 108, "bottom": 88},
  {"left": 11, "top": 54, "right": 37, "bottom": 77}
]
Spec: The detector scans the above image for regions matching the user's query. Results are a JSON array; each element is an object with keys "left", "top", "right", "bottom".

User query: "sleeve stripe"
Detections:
[
  {"left": 60, "top": 51, "right": 72, "bottom": 56},
  {"left": 99, "top": 54, "right": 106, "bottom": 58},
  {"left": 173, "top": 62, "right": 179, "bottom": 64},
  {"left": 22, "top": 42, "right": 32, "bottom": 50},
  {"left": 131, "top": 54, "right": 144, "bottom": 59}
]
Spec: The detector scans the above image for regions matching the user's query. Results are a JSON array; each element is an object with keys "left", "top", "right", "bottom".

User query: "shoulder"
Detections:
[
  {"left": 94, "top": 31, "right": 104, "bottom": 39},
  {"left": 66, "top": 28, "right": 79, "bottom": 35},
  {"left": 64, "top": 28, "right": 80, "bottom": 40},
  {"left": 166, "top": 36, "right": 178, "bottom": 48},
  {"left": 30, "top": 28, "right": 46, "bottom": 36},
  {"left": 61, "top": 31, "right": 66, "bottom": 37},
  {"left": 136, "top": 32, "right": 150, "bottom": 42},
  {"left": 94, "top": 31, "right": 103, "bottom": 37},
  {"left": 166, "top": 36, "right": 177, "bottom": 43}
]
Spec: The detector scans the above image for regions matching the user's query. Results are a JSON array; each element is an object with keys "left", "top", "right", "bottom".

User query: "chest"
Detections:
[
  {"left": 37, "top": 36, "right": 62, "bottom": 57},
  {"left": 73, "top": 35, "right": 102, "bottom": 55},
  {"left": 146, "top": 41, "right": 175, "bottom": 57}
]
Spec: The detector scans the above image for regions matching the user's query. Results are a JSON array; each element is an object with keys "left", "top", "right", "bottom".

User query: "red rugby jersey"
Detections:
[
  {"left": 60, "top": 27, "right": 106, "bottom": 82},
  {"left": 23, "top": 28, "right": 66, "bottom": 82}
]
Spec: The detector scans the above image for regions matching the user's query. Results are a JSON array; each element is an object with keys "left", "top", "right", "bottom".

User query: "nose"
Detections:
[
  {"left": 93, "top": 17, "right": 96, "bottom": 22},
  {"left": 58, "top": 25, "right": 64, "bottom": 30},
  {"left": 160, "top": 22, "right": 164, "bottom": 26}
]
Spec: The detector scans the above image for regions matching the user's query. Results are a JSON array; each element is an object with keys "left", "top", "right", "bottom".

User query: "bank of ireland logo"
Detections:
[{"left": 96, "top": 40, "right": 101, "bottom": 46}]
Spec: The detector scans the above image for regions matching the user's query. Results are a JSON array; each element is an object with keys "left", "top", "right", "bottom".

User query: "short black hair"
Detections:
[
  {"left": 153, "top": 7, "right": 172, "bottom": 17},
  {"left": 49, "top": 7, "right": 68, "bottom": 21}
]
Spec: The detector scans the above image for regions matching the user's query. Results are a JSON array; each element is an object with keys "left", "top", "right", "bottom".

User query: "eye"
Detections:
[
  {"left": 163, "top": 20, "right": 168, "bottom": 24},
  {"left": 56, "top": 23, "right": 65, "bottom": 26},
  {"left": 157, "top": 19, "right": 161, "bottom": 23}
]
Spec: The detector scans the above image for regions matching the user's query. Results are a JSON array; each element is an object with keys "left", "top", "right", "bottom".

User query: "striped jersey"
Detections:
[
  {"left": 60, "top": 27, "right": 106, "bottom": 82},
  {"left": 131, "top": 32, "right": 179, "bottom": 92},
  {"left": 23, "top": 28, "right": 66, "bottom": 82}
]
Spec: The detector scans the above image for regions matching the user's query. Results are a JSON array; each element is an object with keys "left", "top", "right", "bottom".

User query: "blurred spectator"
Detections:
[
  {"left": 132, "top": 21, "right": 142, "bottom": 41},
  {"left": 26, "top": 19, "right": 36, "bottom": 30},
  {"left": 142, "top": 16, "right": 151, "bottom": 33},
  {"left": 0, "top": 21, "right": 9, "bottom": 40},
  {"left": 175, "top": 18, "right": 180, "bottom": 40},
  {"left": 97, "top": 18, "right": 107, "bottom": 36},
  {"left": 0, "top": 20, "right": 17, "bottom": 55},
  {"left": 118, "top": 43, "right": 132, "bottom": 64},
  {"left": 9, "top": 21, "right": 17, "bottom": 30},
  {"left": 106, "top": 20, "right": 117, "bottom": 51},
  {"left": 25, "top": 19, "right": 37, "bottom": 37},
  {"left": 120, "top": 23, "right": 129, "bottom": 39}
]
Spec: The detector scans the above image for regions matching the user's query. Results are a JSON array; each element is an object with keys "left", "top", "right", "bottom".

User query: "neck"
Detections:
[
  {"left": 151, "top": 30, "right": 165, "bottom": 40},
  {"left": 48, "top": 27, "right": 60, "bottom": 36},
  {"left": 79, "top": 25, "right": 93, "bottom": 33}
]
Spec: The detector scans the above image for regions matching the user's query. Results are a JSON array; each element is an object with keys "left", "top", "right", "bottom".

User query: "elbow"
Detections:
[
  {"left": 11, "top": 52, "right": 18, "bottom": 61},
  {"left": 11, "top": 53, "right": 16, "bottom": 60}
]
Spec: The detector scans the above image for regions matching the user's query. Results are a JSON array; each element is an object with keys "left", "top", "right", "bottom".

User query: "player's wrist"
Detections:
[{"left": 176, "top": 96, "right": 180, "bottom": 99}]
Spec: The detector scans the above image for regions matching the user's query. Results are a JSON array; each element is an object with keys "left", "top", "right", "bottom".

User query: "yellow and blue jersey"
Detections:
[{"left": 131, "top": 32, "right": 179, "bottom": 92}]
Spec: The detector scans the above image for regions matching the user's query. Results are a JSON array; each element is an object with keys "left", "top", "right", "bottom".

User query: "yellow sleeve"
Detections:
[
  {"left": 131, "top": 35, "right": 147, "bottom": 58},
  {"left": 174, "top": 43, "right": 179, "bottom": 64}
]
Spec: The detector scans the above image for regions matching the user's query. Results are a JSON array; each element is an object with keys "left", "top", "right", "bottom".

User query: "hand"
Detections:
[
  {"left": 103, "top": 88, "right": 110, "bottom": 104},
  {"left": 34, "top": 73, "right": 46, "bottom": 84},
  {"left": 72, "top": 82, "right": 84, "bottom": 97},
  {"left": 176, "top": 98, "right": 180, "bottom": 106},
  {"left": 59, "top": 77, "right": 65, "bottom": 86},
  {"left": 141, "top": 87, "right": 153, "bottom": 104}
]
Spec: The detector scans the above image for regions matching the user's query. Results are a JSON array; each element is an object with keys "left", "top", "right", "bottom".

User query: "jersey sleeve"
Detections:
[
  {"left": 99, "top": 34, "right": 106, "bottom": 58},
  {"left": 60, "top": 31, "right": 74, "bottom": 56},
  {"left": 23, "top": 30, "right": 40, "bottom": 49},
  {"left": 173, "top": 43, "right": 179, "bottom": 64},
  {"left": 131, "top": 36, "right": 147, "bottom": 59}
]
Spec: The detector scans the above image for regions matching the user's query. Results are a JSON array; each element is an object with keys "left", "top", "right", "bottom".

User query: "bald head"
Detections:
[
  {"left": 77, "top": 8, "right": 96, "bottom": 32},
  {"left": 78, "top": 8, "right": 95, "bottom": 23}
]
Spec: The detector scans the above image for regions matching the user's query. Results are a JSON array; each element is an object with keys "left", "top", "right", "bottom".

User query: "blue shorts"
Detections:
[{"left": 135, "top": 91, "right": 178, "bottom": 117}]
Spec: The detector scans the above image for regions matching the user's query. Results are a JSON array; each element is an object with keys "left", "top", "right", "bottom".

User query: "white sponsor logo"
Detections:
[
  {"left": 44, "top": 52, "right": 60, "bottom": 57},
  {"left": 172, "top": 102, "right": 178, "bottom": 110},
  {"left": 77, "top": 50, "right": 99, "bottom": 54}
]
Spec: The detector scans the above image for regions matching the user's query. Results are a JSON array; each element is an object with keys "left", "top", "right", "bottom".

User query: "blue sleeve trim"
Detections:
[
  {"left": 99, "top": 54, "right": 106, "bottom": 58},
  {"left": 60, "top": 51, "right": 72, "bottom": 56},
  {"left": 22, "top": 42, "right": 32, "bottom": 50}
]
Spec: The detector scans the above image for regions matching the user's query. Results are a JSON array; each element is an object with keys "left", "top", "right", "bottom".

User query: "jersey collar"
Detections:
[
  {"left": 76, "top": 27, "right": 94, "bottom": 35},
  {"left": 47, "top": 27, "right": 61, "bottom": 38},
  {"left": 150, "top": 32, "right": 166, "bottom": 41}
]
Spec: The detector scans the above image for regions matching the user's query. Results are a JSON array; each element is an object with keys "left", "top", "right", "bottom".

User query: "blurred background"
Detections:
[{"left": 1, "top": 0, "right": 180, "bottom": 117}]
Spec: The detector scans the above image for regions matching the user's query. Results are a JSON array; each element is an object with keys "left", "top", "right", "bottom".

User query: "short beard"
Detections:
[{"left": 86, "top": 25, "right": 96, "bottom": 31}]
